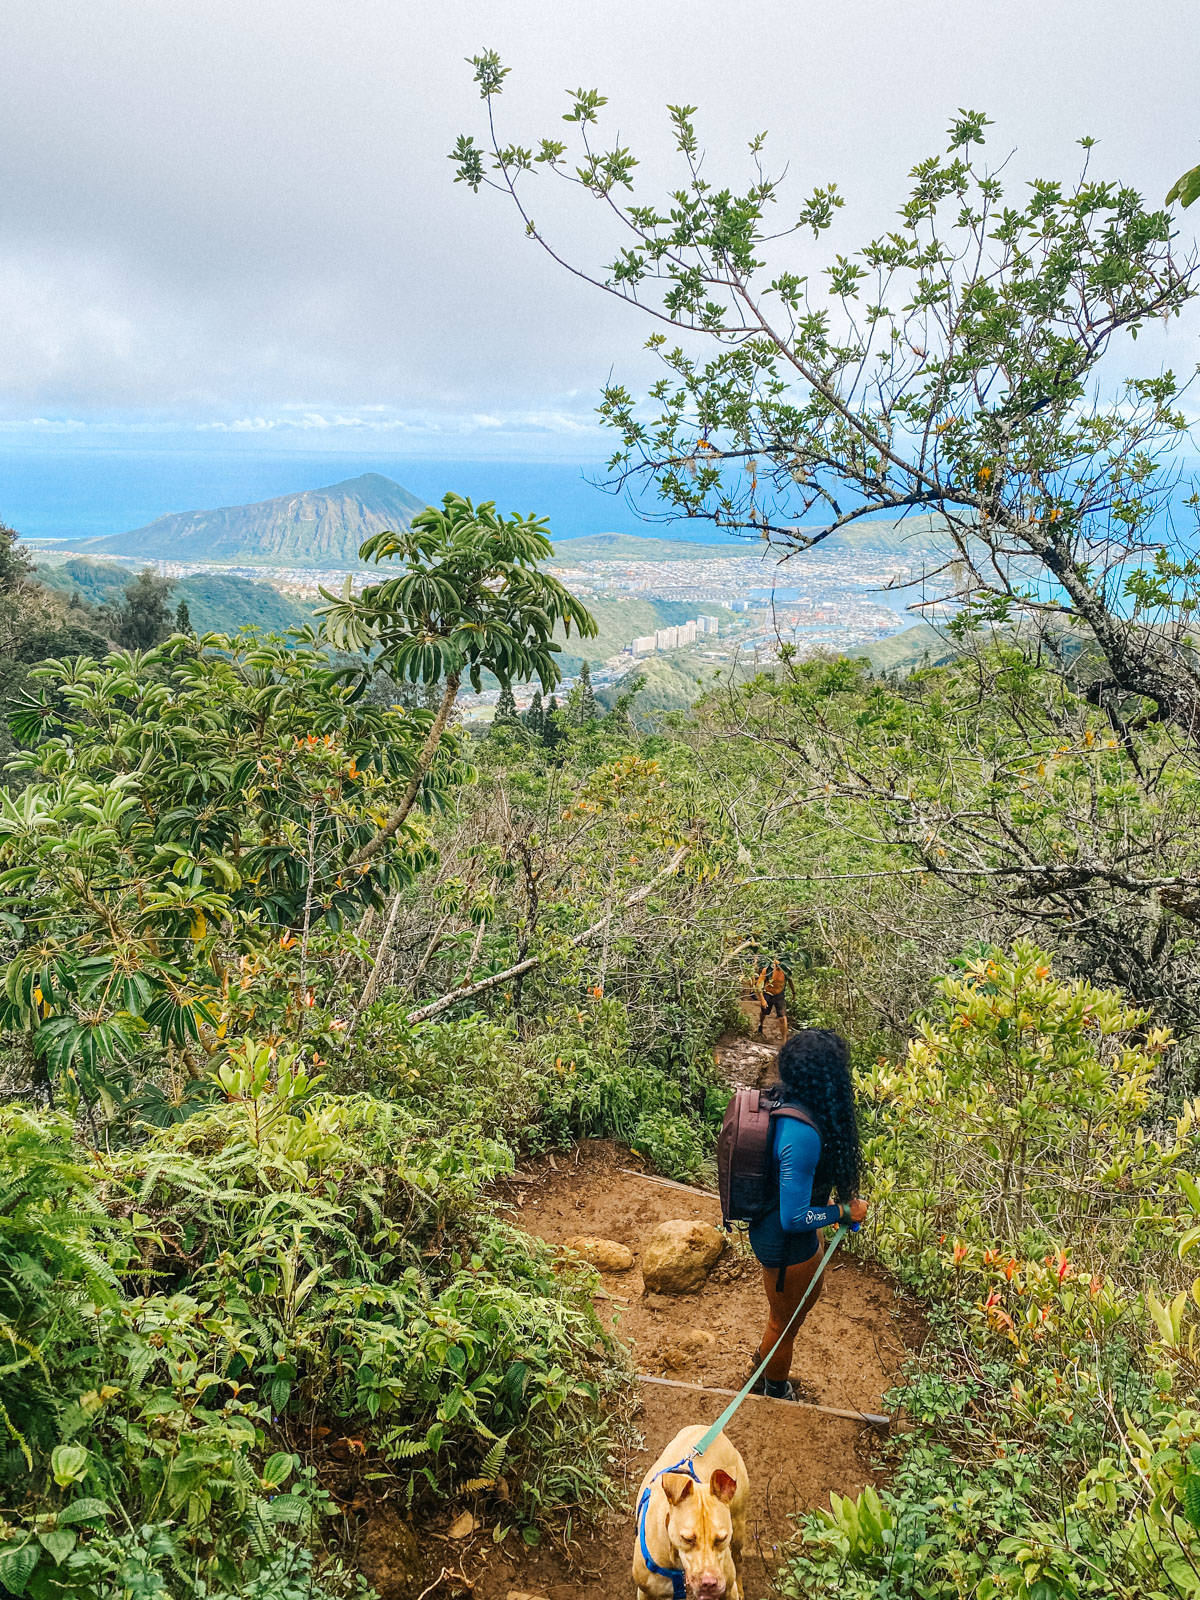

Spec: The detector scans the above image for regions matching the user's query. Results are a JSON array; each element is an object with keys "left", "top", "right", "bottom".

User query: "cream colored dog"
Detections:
[{"left": 633, "top": 1424, "right": 749, "bottom": 1600}]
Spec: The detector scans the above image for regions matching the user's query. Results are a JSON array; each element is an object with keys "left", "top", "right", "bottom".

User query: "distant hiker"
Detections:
[
  {"left": 753, "top": 955, "right": 794, "bottom": 1041},
  {"left": 744, "top": 1028, "right": 867, "bottom": 1401}
]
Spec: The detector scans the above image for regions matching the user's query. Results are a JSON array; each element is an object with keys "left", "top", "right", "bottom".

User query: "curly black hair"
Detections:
[{"left": 770, "top": 1027, "right": 861, "bottom": 1203}]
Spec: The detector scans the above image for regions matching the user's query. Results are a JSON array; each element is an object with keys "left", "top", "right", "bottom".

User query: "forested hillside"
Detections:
[
  {"left": 4, "top": 73, "right": 1200, "bottom": 1600},
  {"left": 37, "top": 556, "right": 320, "bottom": 634}
]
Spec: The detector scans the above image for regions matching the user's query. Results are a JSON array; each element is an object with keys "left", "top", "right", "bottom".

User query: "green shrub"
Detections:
[
  {"left": 0, "top": 1043, "right": 627, "bottom": 1597},
  {"left": 783, "top": 945, "right": 1200, "bottom": 1600},
  {"left": 529, "top": 998, "right": 724, "bottom": 1177},
  {"left": 629, "top": 1108, "right": 709, "bottom": 1182}
]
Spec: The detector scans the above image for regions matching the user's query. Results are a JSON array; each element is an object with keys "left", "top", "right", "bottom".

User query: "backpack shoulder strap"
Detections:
[{"left": 770, "top": 1104, "right": 817, "bottom": 1131}]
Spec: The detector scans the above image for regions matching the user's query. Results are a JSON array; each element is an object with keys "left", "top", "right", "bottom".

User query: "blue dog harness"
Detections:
[{"left": 636, "top": 1454, "right": 703, "bottom": 1599}]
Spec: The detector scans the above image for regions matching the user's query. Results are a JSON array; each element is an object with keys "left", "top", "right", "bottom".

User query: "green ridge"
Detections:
[{"left": 37, "top": 558, "right": 320, "bottom": 635}]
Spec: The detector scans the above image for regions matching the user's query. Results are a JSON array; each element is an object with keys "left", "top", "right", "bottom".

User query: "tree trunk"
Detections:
[
  {"left": 333, "top": 906, "right": 374, "bottom": 985},
  {"left": 462, "top": 915, "right": 488, "bottom": 983},
  {"left": 1012, "top": 515, "right": 1200, "bottom": 743},
  {"left": 350, "top": 672, "right": 462, "bottom": 868},
  {"left": 409, "top": 909, "right": 454, "bottom": 994},
  {"left": 344, "top": 890, "right": 405, "bottom": 1039}
]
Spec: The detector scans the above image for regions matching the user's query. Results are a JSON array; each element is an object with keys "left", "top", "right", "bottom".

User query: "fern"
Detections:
[
  {"left": 477, "top": 1431, "right": 511, "bottom": 1484},
  {"left": 375, "top": 1427, "right": 428, "bottom": 1461},
  {"left": 1185, "top": 1472, "right": 1200, "bottom": 1530},
  {"left": 0, "top": 1389, "right": 32, "bottom": 1469}
]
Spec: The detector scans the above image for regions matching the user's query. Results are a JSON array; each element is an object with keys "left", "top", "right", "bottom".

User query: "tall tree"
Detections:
[
  {"left": 493, "top": 681, "right": 519, "bottom": 729},
  {"left": 110, "top": 569, "right": 173, "bottom": 650},
  {"left": 543, "top": 692, "right": 563, "bottom": 748},
  {"left": 455, "top": 69, "right": 1200, "bottom": 740},
  {"left": 575, "top": 660, "right": 598, "bottom": 724},
  {"left": 175, "top": 598, "right": 192, "bottom": 634},
  {"left": 319, "top": 492, "right": 596, "bottom": 866},
  {"left": 0, "top": 520, "right": 33, "bottom": 595},
  {"left": 524, "top": 687, "right": 545, "bottom": 738}
]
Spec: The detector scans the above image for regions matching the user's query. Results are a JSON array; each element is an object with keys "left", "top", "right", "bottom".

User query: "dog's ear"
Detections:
[
  {"left": 660, "top": 1472, "right": 695, "bottom": 1506},
  {"left": 708, "top": 1470, "right": 737, "bottom": 1504}
]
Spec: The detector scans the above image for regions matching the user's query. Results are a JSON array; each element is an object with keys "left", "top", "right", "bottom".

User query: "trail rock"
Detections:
[
  {"left": 659, "top": 1326, "right": 718, "bottom": 1372},
  {"left": 563, "top": 1235, "right": 634, "bottom": 1272},
  {"left": 641, "top": 1219, "right": 726, "bottom": 1294}
]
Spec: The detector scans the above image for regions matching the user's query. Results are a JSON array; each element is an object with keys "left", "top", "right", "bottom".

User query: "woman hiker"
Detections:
[{"left": 747, "top": 1028, "right": 869, "bottom": 1400}]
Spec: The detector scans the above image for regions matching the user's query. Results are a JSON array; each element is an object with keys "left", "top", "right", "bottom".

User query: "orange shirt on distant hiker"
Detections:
[
  {"left": 757, "top": 960, "right": 787, "bottom": 996},
  {"left": 754, "top": 958, "right": 792, "bottom": 1041}
]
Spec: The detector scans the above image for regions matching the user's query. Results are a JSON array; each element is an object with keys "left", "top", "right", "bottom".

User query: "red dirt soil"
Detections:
[{"left": 364, "top": 1026, "right": 922, "bottom": 1600}]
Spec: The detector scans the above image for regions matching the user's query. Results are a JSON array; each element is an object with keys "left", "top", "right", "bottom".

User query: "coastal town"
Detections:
[{"left": 36, "top": 528, "right": 930, "bottom": 714}]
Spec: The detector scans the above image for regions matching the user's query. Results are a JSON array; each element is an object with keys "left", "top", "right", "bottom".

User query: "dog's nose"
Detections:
[{"left": 694, "top": 1576, "right": 726, "bottom": 1600}]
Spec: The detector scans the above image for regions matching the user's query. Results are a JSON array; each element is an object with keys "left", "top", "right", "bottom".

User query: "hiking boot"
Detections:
[{"left": 762, "top": 1378, "right": 797, "bottom": 1401}]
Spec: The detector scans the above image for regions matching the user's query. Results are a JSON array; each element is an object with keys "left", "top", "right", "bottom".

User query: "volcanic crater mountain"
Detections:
[{"left": 81, "top": 472, "right": 427, "bottom": 568}]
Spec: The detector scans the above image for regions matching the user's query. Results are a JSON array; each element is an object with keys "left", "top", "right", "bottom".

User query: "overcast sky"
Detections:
[{"left": 2, "top": 0, "right": 1198, "bottom": 460}]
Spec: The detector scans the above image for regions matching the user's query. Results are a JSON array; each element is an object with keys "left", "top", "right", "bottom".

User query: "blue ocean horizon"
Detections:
[{"left": 0, "top": 447, "right": 754, "bottom": 549}]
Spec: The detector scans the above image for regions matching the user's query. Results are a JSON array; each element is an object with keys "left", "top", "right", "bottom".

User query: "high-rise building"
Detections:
[
  {"left": 632, "top": 635, "right": 656, "bottom": 656},
  {"left": 655, "top": 626, "right": 679, "bottom": 650}
]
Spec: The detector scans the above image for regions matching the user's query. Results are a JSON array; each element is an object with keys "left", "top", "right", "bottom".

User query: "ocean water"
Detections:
[{"left": 0, "top": 447, "right": 750, "bottom": 548}]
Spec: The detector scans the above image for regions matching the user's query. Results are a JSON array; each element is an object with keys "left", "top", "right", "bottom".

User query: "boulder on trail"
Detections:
[
  {"left": 640, "top": 1219, "right": 726, "bottom": 1294},
  {"left": 563, "top": 1235, "right": 634, "bottom": 1272},
  {"left": 658, "top": 1326, "right": 718, "bottom": 1372}
]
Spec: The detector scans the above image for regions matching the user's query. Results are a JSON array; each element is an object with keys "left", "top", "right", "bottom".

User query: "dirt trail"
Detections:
[{"left": 378, "top": 1026, "right": 921, "bottom": 1600}]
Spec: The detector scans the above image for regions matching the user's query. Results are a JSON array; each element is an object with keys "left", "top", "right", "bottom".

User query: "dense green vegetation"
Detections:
[
  {"left": 9, "top": 586, "right": 1200, "bottom": 1596},
  {"left": 598, "top": 653, "right": 717, "bottom": 717},
  {"left": 5, "top": 75, "right": 1200, "bottom": 1600},
  {"left": 0, "top": 493, "right": 755, "bottom": 1597},
  {"left": 37, "top": 557, "right": 321, "bottom": 636}
]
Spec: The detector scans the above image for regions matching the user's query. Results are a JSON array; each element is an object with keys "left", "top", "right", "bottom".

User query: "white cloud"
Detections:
[{"left": 0, "top": 0, "right": 1197, "bottom": 441}]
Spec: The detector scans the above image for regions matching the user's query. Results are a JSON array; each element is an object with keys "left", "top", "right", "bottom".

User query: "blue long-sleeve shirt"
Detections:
[{"left": 747, "top": 1114, "right": 842, "bottom": 1269}]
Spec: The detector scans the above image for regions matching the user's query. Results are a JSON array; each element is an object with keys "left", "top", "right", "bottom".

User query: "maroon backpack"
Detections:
[{"left": 717, "top": 1088, "right": 816, "bottom": 1226}]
